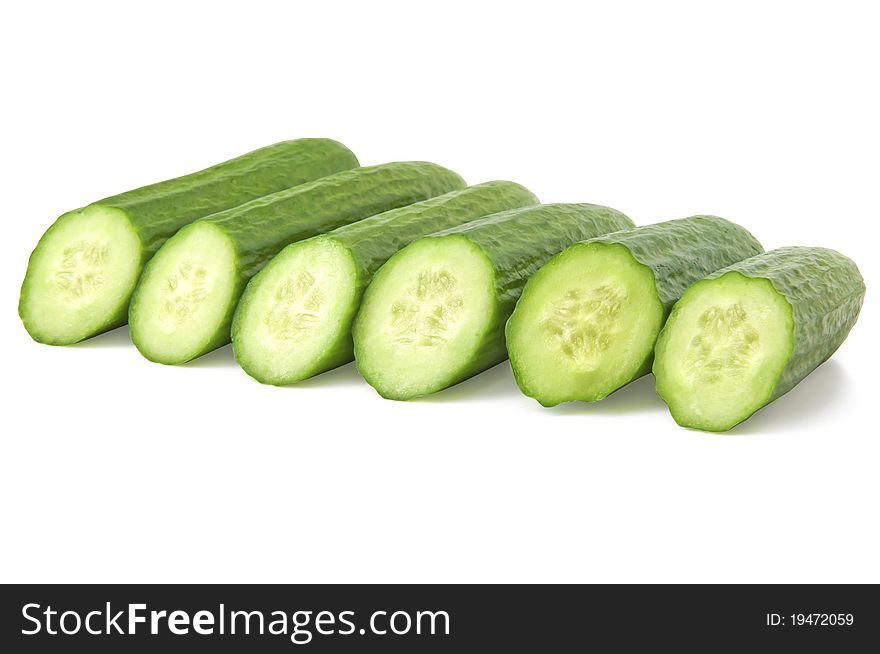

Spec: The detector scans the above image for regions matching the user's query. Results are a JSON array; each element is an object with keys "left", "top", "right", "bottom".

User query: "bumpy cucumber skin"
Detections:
[
  {"left": 595, "top": 216, "right": 764, "bottom": 378},
  {"left": 233, "top": 180, "right": 538, "bottom": 384},
  {"left": 203, "top": 162, "right": 466, "bottom": 279},
  {"left": 506, "top": 215, "right": 763, "bottom": 406},
  {"left": 332, "top": 181, "right": 538, "bottom": 281},
  {"left": 446, "top": 203, "right": 634, "bottom": 311},
  {"left": 655, "top": 247, "right": 865, "bottom": 431},
  {"left": 97, "top": 139, "right": 359, "bottom": 256},
  {"left": 132, "top": 162, "right": 466, "bottom": 363},
  {"left": 369, "top": 203, "right": 635, "bottom": 396},
  {"left": 20, "top": 139, "right": 358, "bottom": 345},
  {"left": 591, "top": 216, "right": 764, "bottom": 308}
]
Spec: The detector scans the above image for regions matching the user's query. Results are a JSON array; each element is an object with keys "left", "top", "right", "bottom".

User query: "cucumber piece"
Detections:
[
  {"left": 232, "top": 181, "right": 538, "bottom": 385},
  {"left": 506, "top": 216, "right": 763, "bottom": 406},
  {"left": 353, "top": 204, "right": 634, "bottom": 400},
  {"left": 654, "top": 247, "right": 865, "bottom": 432},
  {"left": 19, "top": 139, "right": 358, "bottom": 345},
  {"left": 130, "top": 162, "right": 465, "bottom": 364}
]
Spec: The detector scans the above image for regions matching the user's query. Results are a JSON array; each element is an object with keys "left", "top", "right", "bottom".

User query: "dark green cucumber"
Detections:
[
  {"left": 129, "top": 162, "right": 465, "bottom": 364},
  {"left": 232, "top": 181, "right": 539, "bottom": 385},
  {"left": 19, "top": 139, "right": 358, "bottom": 345},
  {"left": 654, "top": 247, "right": 865, "bottom": 432},
  {"left": 353, "top": 203, "right": 634, "bottom": 400},
  {"left": 505, "top": 216, "right": 764, "bottom": 406}
]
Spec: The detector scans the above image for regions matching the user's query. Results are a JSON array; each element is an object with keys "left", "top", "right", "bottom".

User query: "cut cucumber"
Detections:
[
  {"left": 506, "top": 216, "right": 763, "bottom": 406},
  {"left": 353, "top": 203, "right": 634, "bottom": 400},
  {"left": 232, "top": 181, "right": 538, "bottom": 385},
  {"left": 129, "top": 162, "right": 465, "bottom": 364},
  {"left": 654, "top": 247, "right": 865, "bottom": 432},
  {"left": 19, "top": 139, "right": 358, "bottom": 345}
]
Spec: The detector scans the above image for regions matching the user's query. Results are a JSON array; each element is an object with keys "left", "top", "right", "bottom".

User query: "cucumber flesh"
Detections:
[
  {"left": 232, "top": 237, "right": 359, "bottom": 383},
  {"left": 130, "top": 161, "right": 466, "bottom": 364},
  {"left": 654, "top": 246, "right": 865, "bottom": 432},
  {"left": 653, "top": 273, "right": 792, "bottom": 431},
  {"left": 20, "top": 138, "right": 358, "bottom": 345},
  {"left": 125, "top": 223, "right": 241, "bottom": 364},
  {"left": 505, "top": 242, "right": 664, "bottom": 405},
  {"left": 354, "top": 235, "right": 495, "bottom": 399},
  {"left": 354, "top": 203, "right": 635, "bottom": 400},
  {"left": 505, "top": 216, "right": 764, "bottom": 406},
  {"left": 18, "top": 205, "right": 142, "bottom": 345},
  {"left": 232, "top": 181, "right": 538, "bottom": 385}
]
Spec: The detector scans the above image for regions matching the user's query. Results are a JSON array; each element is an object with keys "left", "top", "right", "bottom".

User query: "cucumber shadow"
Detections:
[
  {"left": 416, "top": 362, "right": 520, "bottom": 403},
  {"left": 285, "top": 362, "right": 366, "bottom": 390},
  {"left": 71, "top": 325, "right": 132, "bottom": 348},
  {"left": 182, "top": 344, "right": 240, "bottom": 369},
  {"left": 543, "top": 374, "right": 667, "bottom": 416},
  {"left": 728, "top": 359, "right": 848, "bottom": 435},
  {"left": 191, "top": 352, "right": 366, "bottom": 386}
]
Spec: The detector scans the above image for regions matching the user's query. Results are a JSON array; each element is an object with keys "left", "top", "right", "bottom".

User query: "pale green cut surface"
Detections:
[
  {"left": 232, "top": 238, "right": 358, "bottom": 384},
  {"left": 354, "top": 235, "right": 495, "bottom": 400},
  {"left": 129, "top": 223, "right": 239, "bottom": 364},
  {"left": 654, "top": 272, "right": 794, "bottom": 432},
  {"left": 19, "top": 205, "right": 142, "bottom": 344},
  {"left": 506, "top": 242, "right": 664, "bottom": 406}
]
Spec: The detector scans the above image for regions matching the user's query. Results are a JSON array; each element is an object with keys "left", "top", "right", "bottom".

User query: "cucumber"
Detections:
[
  {"left": 505, "top": 216, "right": 763, "bottom": 407},
  {"left": 353, "top": 203, "right": 634, "bottom": 400},
  {"left": 232, "top": 181, "right": 539, "bottom": 385},
  {"left": 19, "top": 139, "right": 358, "bottom": 345},
  {"left": 129, "top": 162, "right": 465, "bottom": 365},
  {"left": 653, "top": 247, "right": 865, "bottom": 432}
]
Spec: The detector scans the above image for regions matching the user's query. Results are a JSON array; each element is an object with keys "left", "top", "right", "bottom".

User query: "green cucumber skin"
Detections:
[
  {"left": 588, "top": 215, "right": 764, "bottom": 378},
  {"left": 673, "top": 247, "right": 864, "bottom": 408},
  {"left": 204, "top": 162, "right": 466, "bottom": 279},
  {"left": 431, "top": 203, "right": 635, "bottom": 383},
  {"left": 242, "top": 180, "right": 539, "bottom": 381},
  {"left": 134, "top": 161, "right": 465, "bottom": 361},
  {"left": 97, "top": 138, "right": 359, "bottom": 256},
  {"left": 19, "top": 139, "right": 358, "bottom": 344},
  {"left": 592, "top": 216, "right": 764, "bottom": 308},
  {"left": 331, "top": 180, "right": 538, "bottom": 282}
]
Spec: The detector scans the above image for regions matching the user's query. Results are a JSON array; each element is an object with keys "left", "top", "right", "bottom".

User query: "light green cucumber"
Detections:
[
  {"left": 129, "top": 162, "right": 465, "bottom": 365},
  {"left": 505, "top": 216, "right": 764, "bottom": 407},
  {"left": 232, "top": 181, "right": 539, "bottom": 385},
  {"left": 654, "top": 247, "right": 865, "bottom": 432},
  {"left": 19, "top": 139, "right": 358, "bottom": 345},
  {"left": 353, "top": 203, "right": 634, "bottom": 400}
]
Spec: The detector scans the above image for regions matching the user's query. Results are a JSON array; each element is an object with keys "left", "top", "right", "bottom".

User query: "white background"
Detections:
[{"left": 1, "top": 1, "right": 877, "bottom": 583}]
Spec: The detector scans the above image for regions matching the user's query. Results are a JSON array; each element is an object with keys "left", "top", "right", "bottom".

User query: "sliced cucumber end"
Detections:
[
  {"left": 354, "top": 235, "right": 495, "bottom": 400},
  {"left": 19, "top": 205, "right": 142, "bottom": 345},
  {"left": 654, "top": 272, "right": 794, "bottom": 432},
  {"left": 129, "top": 222, "right": 239, "bottom": 364},
  {"left": 232, "top": 237, "right": 359, "bottom": 385},
  {"left": 506, "top": 242, "right": 664, "bottom": 406}
]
